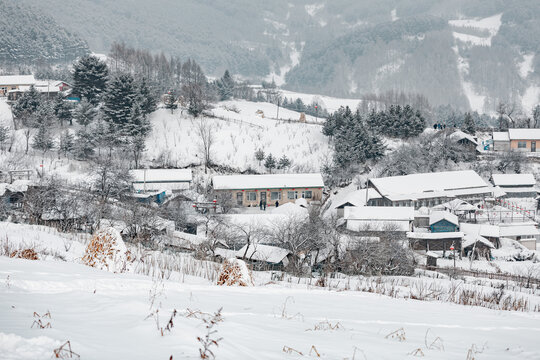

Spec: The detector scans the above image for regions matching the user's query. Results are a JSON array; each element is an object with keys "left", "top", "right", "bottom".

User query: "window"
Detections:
[
  {"left": 287, "top": 191, "right": 298, "bottom": 200},
  {"left": 518, "top": 141, "right": 527, "bottom": 149},
  {"left": 247, "top": 192, "right": 257, "bottom": 201},
  {"left": 236, "top": 192, "right": 243, "bottom": 205},
  {"left": 302, "top": 190, "right": 312, "bottom": 199},
  {"left": 271, "top": 191, "right": 281, "bottom": 200}
]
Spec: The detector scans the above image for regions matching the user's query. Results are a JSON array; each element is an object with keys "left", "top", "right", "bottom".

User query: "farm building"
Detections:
[
  {"left": 490, "top": 173, "right": 537, "bottom": 198},
  {"left": 212, "top": 173, "right": 324, "bottom": 207},
  {"left": 130, "top": 169, "right": 192, "bottom": 193},
  {"left": 429, "top": 211, "right": 459, "bottom": 232},
  {"left": 462, "top": 234, "right": 494, "bottom": 260},
  {"left": 491, "top": 132, "right": 510, "bottom": 151},
  {"left": 367, "top": 170, "right": 495, "bottom": 209},
  {"left": 449, "top": 130, "right": 478, "bottom": 149},
  {"left": 508, "top": 129, "right": 540, "bottom": 152},
  {"left": 343, "top": 206, "right": 414, "bottom": 233},
  {"left": 460, "top": 222, "right": 540, "bottom": 250},
  {"left": 407, "top": 231, "right": 463, "bottom": 254},
  {"left": 0, "top": 75, "right": 36, "bottom": 97},
  {"left": 236, "top": 244, "right": 292, "bottom": 270},
  {"left": 330, "top": 188, "right": 382, "bottom": 218}
]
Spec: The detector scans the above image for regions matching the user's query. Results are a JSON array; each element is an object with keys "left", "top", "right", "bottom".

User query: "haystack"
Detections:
[
  {"left": 81, "top": 227, "right": 128, "bottom": 273},
  {"left": 217, "top": 258, "right": 254, "bottom": 286}
]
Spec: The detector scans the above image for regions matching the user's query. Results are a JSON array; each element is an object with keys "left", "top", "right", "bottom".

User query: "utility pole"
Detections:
[{"left": 315, "top": 104, "right": 318, "bottom": 123}]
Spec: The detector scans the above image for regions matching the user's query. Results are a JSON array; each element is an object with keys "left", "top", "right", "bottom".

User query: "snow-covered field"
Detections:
[
  {"left": 1, "top": 222, "right": 540, "bottom": 359},
  {"left": 2, "top": 256, "right": 540, "bottom": 360},
  {"left": 145, "top": 104, "right": 331, "bottom": 172}
]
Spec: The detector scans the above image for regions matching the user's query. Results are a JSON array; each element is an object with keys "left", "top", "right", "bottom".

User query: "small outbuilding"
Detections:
[
  {"left": 131, "top": 168, "right": 192, "bottom": 193},
  {"left": 236, "top": 244, "right": 292, "bottom": 270},
  {"left": 490, "top": 173, "right": 537, "bottom": 198},
  {"left": 429, "top": 211, "right": 459, "bottom": 232},
  {"left": 344, "top": 206, "right": 415, "bottom": 233}
]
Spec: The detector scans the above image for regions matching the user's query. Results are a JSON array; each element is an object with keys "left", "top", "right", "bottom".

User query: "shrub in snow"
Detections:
[
  {"left": 81, "top": 227, "right": 128, "bottom": 272},
  {"left": 9, "top": 248, "right": 39, "bottom": 260},
  {"left": 217, "top": 258, "right": 254, "bottom": 286}
]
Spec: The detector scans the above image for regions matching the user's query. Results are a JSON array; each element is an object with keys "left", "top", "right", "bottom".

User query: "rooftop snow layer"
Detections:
[
  {"left": 508, "top": 128, "right": 540, "bottom": 140},
  {"left": 0, "top": 74, "right": 36, "bottom": 85},
  {"left": 213, "top": 173, "right": 324, "bottom": 190},
  {"left": 499, "top": 224, "right": 540, "bottom": 238},
  {"left": 491, "top": 173, "right": 535, "bottom": 187},
  {"left": 462, "top": 234, "right": 495, "bottom": 249},
  {"left": 492, "top": 132, "right": 509, "bottom": 141},
  {"left": 131, "top": 169, "right": 192, "bottom": 183},
  {"left": 429, "top": 211, "right": 459, "bottom": 226},
  {"left": 369, "top": 170, "right": 491, "bottom": 201},
  {"left": 450, "top": 130, "right": 478, "bottom": 145},
  {"left": 344, "top": 206, "right": 414, "bottom": 221},
  {"left": 407, "top": 231, "right": 464, "bottom": 239},
  {"left": 236, "top": 244, "right": 290, "bottom": 264}
]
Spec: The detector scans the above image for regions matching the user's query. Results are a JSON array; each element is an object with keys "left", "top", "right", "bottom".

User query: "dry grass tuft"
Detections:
[
  {"left": 53, "top": 341, "right": 79, "bottom": 359},
  {"left": 10, "top": 248, "right": 39, "bottom": 260},
  {"left": 385, "top": 327, "right": 406, "bottom": 342},
  {"left": 217, "top": 258, "right": 253, "bottom": 287},
  {"left": 282, "top": 346, "right": 303, "bottom": 356},
  {"left": 306, "top": 320, "right": 343, "bottom": 331}
]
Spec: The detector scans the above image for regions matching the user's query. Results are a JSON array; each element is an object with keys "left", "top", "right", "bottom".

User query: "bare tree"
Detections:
[{"left": 195, "top": 119, "right": 215, "bottom": 174}]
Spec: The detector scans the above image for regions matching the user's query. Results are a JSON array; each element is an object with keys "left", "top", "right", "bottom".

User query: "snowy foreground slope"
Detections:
[{"left": 1, "top": 256, "right": 540, "bottom": 359}]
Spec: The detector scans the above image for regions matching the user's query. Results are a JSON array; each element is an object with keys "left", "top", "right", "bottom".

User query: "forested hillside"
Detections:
[
  {"left": 14, "top": 0, "right": 540, "bottom": 113},
  {"left": 0, "top": 0, "right": 89, "bottom": 66}
]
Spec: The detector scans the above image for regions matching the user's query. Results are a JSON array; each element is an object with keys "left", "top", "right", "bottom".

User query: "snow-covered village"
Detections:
[{"left": 1, "top": 1, "right": 540, "bottom": 359}]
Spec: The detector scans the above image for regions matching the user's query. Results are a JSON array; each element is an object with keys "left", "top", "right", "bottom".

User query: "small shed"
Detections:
[
  {"left": 344, "top": 206, "right": 415, "bottom": 233},
  {"left": 407, "top": 231, "right": 463, "bottom": 255},
  {"left": 462, "top": 234, "right": 494, "bottom": 260},
  {"left": 492, "top": 131, "right": 510, "bottom": 151},
  {"left": 236, "top": 244, "right": 292, "bottom": 270},
  {"left": 131, "top": 169, "right": 192, "bottom": 193},
  {"left": 429, "top": 211, "right": 459, "bottom": 232},
  {"left": 426, "top": 251, "right": 439, "bottom": 268}
]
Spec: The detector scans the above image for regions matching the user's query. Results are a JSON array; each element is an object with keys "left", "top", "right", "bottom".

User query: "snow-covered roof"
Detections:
[
  {"left": 344, "top": 206, "right": 414, "bottom": 221},
  {"left": 429, "top": 211, "right": 459, "bottom": 226},
  {"left": 213, "top": 173, "right": 324, "bottom": 190},
  {"left": 450, "top": 130, "right": 478, "bottom": 145},
  {"left": 407, "top": 231, "right": 464, "bottom": 239},
  {"left": 131, "top": 169, "right": 192, "bottom": 183},
  {"left": 434, "top": 199, "right": 477, "bottom": 212},
  {"left": 236, "top": 244, "right": 290, "bottom": 264},
  {"left": 0, "top": 180, "right": 33, "bottom": 196},
  {"left": 460, "top": 223, "right": 500, "bottom": 238},
  {"left": 332, "top": 188, "right": 382, "bottom": 209},
  {"left": 499, "top": 224, "right": 540, "bottom": 237},
  {"left": 462, "top": 234, "right": 495, "bottom": 249},
  {"left": 0, "top": 75, "right": 36, "bottom": 85},
  {"left": 508, "top": 128, "right": 540, "bottom": 140},
  {"left": 491, "top": 173, "right": 535, "bottom": 187},
  {"left": 369, "top": 170, "right": 492, "bottom": 202},
  {"left": 492, "top": 132, "right": 509, "bottom": 141}
]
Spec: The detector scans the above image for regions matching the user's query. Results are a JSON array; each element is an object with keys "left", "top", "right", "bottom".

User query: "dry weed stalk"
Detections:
[
  {"left": 408, "top": 348, "right": 425, "bottom": 357},
  {"left": 385, "top": 327, "right": 406, "bottom": 342},
  {"left": 282, "top": 346, "right": 303, "bottom": 356},
  {"left": 32, "top": 310, "right": 52, "bottom": 328},
  {"left": 279, "top": 296, "right": 304, "bottom": 321},
  {"left": 53, "top": 341, "right": 80, "bottom": 359},
  {"left": 309, "top": 345, "right": 321, "bottom": 357},
  {"left": 466, "top": 344, "right": 485, "bottom": 360},
  {"left": 306, "top": 320, "right": 344, "bottom": 331},
  {"left": 198, "top": 307, "right": 223, "bottom": 359},
  {"left": 10, "top": 248, "right": 39, "bottom": 260},
  {"left": 424, "top": 329, "right": 444, "bottom": 351}
]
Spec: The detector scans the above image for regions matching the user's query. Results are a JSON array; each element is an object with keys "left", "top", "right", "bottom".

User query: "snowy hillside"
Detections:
[{"left": 145, "top": 101, "right": 331, "bottom": 172}]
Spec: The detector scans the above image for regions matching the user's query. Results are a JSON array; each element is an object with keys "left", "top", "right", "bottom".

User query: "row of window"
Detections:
[{"left": 241, "top": 190, "right": 313, "bottom": 202}]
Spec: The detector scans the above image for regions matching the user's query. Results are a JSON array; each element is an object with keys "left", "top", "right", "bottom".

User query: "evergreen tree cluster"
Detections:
[
  {"left": 366, "top": 105, "right": 426, "bottom": 139},
  {"left": 323, "top": 106, "right": 385, "bottom": 172},
  {"left": 281, "top": 97, "right": 329, "bottom": 118}
]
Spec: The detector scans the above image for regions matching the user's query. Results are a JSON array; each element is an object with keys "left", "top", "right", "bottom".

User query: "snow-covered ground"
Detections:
[
  {"left": 2, "top": 256, "right": 540, "bottom": 359},
  {"left": 449, "top": 13, "right": 502, "bottom": 47},
  {"left": 146, "top": 104, "right": 331, "bottom": 172}
]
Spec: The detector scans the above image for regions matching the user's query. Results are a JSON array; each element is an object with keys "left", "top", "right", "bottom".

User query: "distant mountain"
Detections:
[
  {"left": 16, "top": 0, "right": 540, "bottom": 113},
  {"left": 0, "top": 0, "right": 89, "bottom": 66}
]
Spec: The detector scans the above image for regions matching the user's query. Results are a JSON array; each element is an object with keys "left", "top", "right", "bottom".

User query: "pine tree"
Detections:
[
  {"left": 137, "top": 77, "right": 158, "bottom": 116},
  {"left": 72, "top": 55, "right": 109, "bottom": 105},
  {"left": 255, "top": 148, "right": 265, "bottom": 165},
  {"left": 264, "top": 153, "right": 276, "bottom": 173},
  {"left": 462, "top": 112, "right": 475, "bottom": 135},
  {"left": 102, "top": 73, "right": 138, "bottom": 134},
  {"left": 12, "top": 85, "right": 41, "bottom": 121},
  {"left": 74, "top": 129, "right": 96, "bottom": 159},
  {"left": 54, "top": 96, "right": 73, "bottom": 126},
  {"left": 277, "top": 155, "right": 291, "bottom": 170},
  {"left": 32, "top": 122, "right": 54, "bottom": 153},
  {"left": 74, "top": 99, "right": 96, "bottom": 128},
  {"left": 164, "top": 91, "right": 178, "bottom": 114},
  {"left": 218, "top": 70, "right": 235, "bottom": 100},
  {"left": 59, "top": 130, "right": 75, "bottom": 157},
  {"left": 130, "top": 134, "right": 146, "bottom": 168}
]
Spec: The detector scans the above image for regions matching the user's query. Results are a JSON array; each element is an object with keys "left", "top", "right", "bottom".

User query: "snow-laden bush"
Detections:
[
  {"left": 492, "top": 238, "right": 537, "bottom": 261},
  {"left": 81, "top": 227, "right": 129, "bottom": 272},
  {"left": 217, "top": 258, "right": 253, "bottom": 286}
]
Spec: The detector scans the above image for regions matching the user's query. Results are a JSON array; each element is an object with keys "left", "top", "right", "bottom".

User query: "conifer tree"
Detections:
[
  {"left": 54, "top": 96, "right": 73, "bottom": 126},
  {"left": 255, "top": 148, "right": 265, "bottom": 165},
  {"left": 277, "top": 155, "right": 291, "bottom": 170},
  {"left": 264, "top": 153, "right": 276, "bottom": 173},
  {"left": 218, "top": 70, "right": 235, "bottom": 100},
  {"left": 72, "top": 55, "right": 109, "bottom": 105},
  {"left": 463, "top": 112, "right": 476, "bottom": 135},
  {"left": 12, "top": 85, "right": 41, "bottom": 121},
  {"left": 102, "top": 73, "right": 138, "bottom": 135},
  {"left": 74, "top": 99, "right": 96, "bottom": 128},
  {"left": 59, "top": 130, "right": 75, "bottom": 157},
  {"left": 137, "top": 77, "right": 158, "bottom": 116}
]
